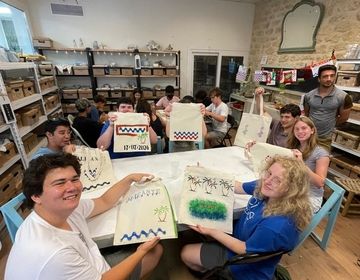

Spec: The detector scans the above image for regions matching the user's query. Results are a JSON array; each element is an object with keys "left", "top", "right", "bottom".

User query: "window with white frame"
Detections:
[{"left": 0, "top": 1, "right": 33, "bottom": 53}]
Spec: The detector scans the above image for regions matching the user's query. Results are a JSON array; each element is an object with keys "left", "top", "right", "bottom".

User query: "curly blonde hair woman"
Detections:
[
  {"left": 181, "top": 156, "right": 312, "bottom": 280},
  {"left": 287, "top": 116, "right": 330, "bottom": 213}
]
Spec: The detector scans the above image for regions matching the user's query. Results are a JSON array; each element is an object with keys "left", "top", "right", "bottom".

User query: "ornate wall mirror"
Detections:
[{"left": 278, "top": 0, "right": 324, "bottom": 53}]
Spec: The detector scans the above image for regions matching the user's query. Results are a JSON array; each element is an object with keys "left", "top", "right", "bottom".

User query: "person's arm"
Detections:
[
  {"left": 97, "top": 114, "right": 117, "bottom": 149},
  {"left": 234, "top": 180, "right": 258, "bottom": 194},
  {"left": 149, "top": 126, "right": 158, "bottom": 144},
  {"left": 336, "top": 95, "right": 353, "bottom": 125},
  {"left": 101, "top": 237, "right": 160, "bottom": 280},
  {"left": 255, "top": 87, "right": 265, "bottom": 115},
  {"left": 155, "top": 98, "right": 164, "bottom": 109},
  {"left": 89, "top": 173, "right": 152, "bottom": 218},
  {"left": 303, "top": 95, "right": 310, "bottom": 117},
  {"left": 292, "top": 149, "right": 329, "bottom": 188},
  {"left": 190, "top": 225, "right": 246, "bottom": 255},
  {"left": 205, "top": 110, "right": 226, "bottom": 122}
]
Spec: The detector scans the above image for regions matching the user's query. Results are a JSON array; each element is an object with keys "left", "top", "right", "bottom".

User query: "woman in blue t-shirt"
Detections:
[{"left": 181, "top": 156, "right": 312, "bottom": 280}]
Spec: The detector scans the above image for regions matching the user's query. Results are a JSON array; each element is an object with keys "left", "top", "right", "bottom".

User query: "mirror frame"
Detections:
[{"left": 278, "top": 0, "right": 325, "bottom": 53}]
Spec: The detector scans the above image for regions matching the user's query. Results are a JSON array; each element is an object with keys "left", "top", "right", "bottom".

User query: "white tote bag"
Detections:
[
  {"left": 113, "top": 178, "right": 177, "bottom": 245},
  {"left": 178, "top": 166, "right": 235, "bottom": 234},
  {"left": 113, "top": 112, "right": 151, "bottom": 152},
  {"left": 73, "top": 146, "right": 117, "bottom": 198},
  {"left": 169, "top": 103, "right": 202, "bottom": 142},
  {"left": 234, "top": 95, "right": 272, "bottom": 147},
  {"left": 246, "top": 142, "right": 294, "bottom": 175}
]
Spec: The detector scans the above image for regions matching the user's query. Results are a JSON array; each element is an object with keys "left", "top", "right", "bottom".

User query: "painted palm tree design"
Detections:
[
  {"left": 187, "top": 174, "right": 197, "bottom": 191},
  {"left": 219, "top": 179, "right": 234, "bottom": 197},
  {"left": 137, "top": 132, "right": 149, "bottom": 144},
  {"left": 204, "top": 177, "right": 217, "bottom": 194},
  {"left": 154, "top": 205, "right": 169, "bottom": 222},
  {"left": 193, "top": 178, "right": 201, "bottom": 192}
]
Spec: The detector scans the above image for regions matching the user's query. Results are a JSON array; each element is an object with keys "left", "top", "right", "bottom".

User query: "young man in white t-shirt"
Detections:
[
  {"left": 5, "top": 153, "right": 162, "bottom": 280},
  {"left": 205, "top": 87, "right": 229, "bottom": 148}
]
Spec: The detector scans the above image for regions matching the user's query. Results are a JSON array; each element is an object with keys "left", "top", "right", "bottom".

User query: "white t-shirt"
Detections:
[
  {"left": 206, "top": 102, "right": 229, "bottom": 133},
  {"left": 5, "top": 200, "right": 110, "bottom": 280},
  {"left": 156, "top": 96, "right": 180, "bottom": 108}
]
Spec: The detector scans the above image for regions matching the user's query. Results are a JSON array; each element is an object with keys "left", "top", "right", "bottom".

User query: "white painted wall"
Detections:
[{"left": 25, "top": 0, "right": 255, "bottom": 94}]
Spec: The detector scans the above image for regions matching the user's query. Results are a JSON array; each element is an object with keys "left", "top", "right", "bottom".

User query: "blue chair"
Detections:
[
  {"left": 0, "top": 192, "right": 26, "bottom": 243},
  {"left": 293, "top": 178, "right": 345, "bottom": 251},
  {"left": 168, "top": 140, "right": 204, "bottom": 153}
]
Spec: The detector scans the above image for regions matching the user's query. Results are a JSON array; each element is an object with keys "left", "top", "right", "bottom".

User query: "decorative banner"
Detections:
[
  {"left": 169, "top": 103, "right": 202, "bottom": 142},
  {"left": 253, "top": 70, "right": 264, "bottom": 82},
  {"left": 73, "top": 146, "right": 117, "bottom": 197},
  {"left": 266, "top": 70, "right": 276, "bottom": 85},
  {"left": 280, "top": 70, "right": 297, "bottom": 84},
  {"left": 113, "top": 112, "right": 151, "bottom": 152},
  {"left": 113, "top": 178, "right": 177, "bottom": 245},
  {"left": 234, "top": 95, "right": 272, "bottom": 147},
  {"left": 178, "top": 166, "right": 235, "bottom": 234},
  {"left": 246, "top": 142, "right": 294, "bottom": 175},
  {"left": 236, "top": 65, "right": 248, "bottom": 82}
]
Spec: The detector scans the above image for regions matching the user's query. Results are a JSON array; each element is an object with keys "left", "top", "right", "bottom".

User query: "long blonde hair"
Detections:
[
  {"left": 253, "top": 156, "right": 312, "bottom": 229},
  {"left": 287, "top": 116, "right": 318, "bottom": 160}
]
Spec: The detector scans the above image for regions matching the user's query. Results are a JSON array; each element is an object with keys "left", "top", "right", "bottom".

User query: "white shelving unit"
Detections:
[
  {"left": 0, "top": 62, "right": 61, "bottom": 175},
  {"left": 331, "top": 59, "right": 360, "bottom": 179}
]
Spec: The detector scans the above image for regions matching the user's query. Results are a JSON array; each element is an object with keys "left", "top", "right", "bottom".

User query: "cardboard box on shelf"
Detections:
[
  {"left": 336, "top": 71, "right": 360, "bottom": 87},
  {"left": 62, "top": 88, "right": 78, "bottom": 99},
  {"left": 121, "top": 68, "right": 133, "bottom": 76},
  {"left": 108, "top": 68, "right": 121, "bottom": 75},
  {"left": 349, "top": 103, "right": 360, "bottom": 121},
  {"left": 0, "top": 142, "right": 17, "bottom": 167},
  {"left": 153, "top": 68, "right": 164, "bottom": 76},
  {"left": 6, "top": 81, "right": 25, "bottom": 101},
  {"left": 55, "top": 66, "right": 73, "bottom": 76},
  {"left": 124, "top": 90, "right": 132, "bottom": 98},
  {"left": 33, "top": 37, "right": 53, "bottom": 48},
  {"left": 66, "top": 104, "right": 77, "bottom": 114},
  {"left": 78, "top": 88, "right": 93, "bottom": 99},
  {"left": 73, "top": 65, "right": 89, "bottom": 75},
  {"left": 22, "top": 80, "right": 35, "bottom": 97},
  {"left": 20, "top": 108, "right": 39, "bottom": 126},
  {"left": 93, "top": 66, "right": 105, "bottom": 76},
  {"left": 143, "top": 90, "right": 154, "bottom": 99},
  {"left": 45, "top": 94, "right": 59, "bottom": 111},
  {"left": 334, "top": 130, "right": 360, "bottom": 149},
  {"left": 22, "top": 132, "right": 38, "bottom": 153},
  {"left": 111, "top": 91, "right": 122, "bottom": 98},
  {"left": 39, "top": 64, "right": 54, "bottom": 75},
  {"left": 166, "top": 68, "right": 177, "bottom": 76},
  {"left": 329, "top": 156, "right": 354, "bottom": 177},
  {"left": 141, "top": 69, "right": 151, "bottom": 76}
]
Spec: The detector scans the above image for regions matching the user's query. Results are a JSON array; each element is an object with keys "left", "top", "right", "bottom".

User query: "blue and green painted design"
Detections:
[{"left": 188, "top": 199, "right": 227, "bottom": 220}]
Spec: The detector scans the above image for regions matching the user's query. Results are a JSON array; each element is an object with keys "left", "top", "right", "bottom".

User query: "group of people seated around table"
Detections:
[
  {"left": 5, "top": 64, "right": 354, "bottom": 279},
  {"left": 31, "top": 84, "right": 232, "bottom": 161}
]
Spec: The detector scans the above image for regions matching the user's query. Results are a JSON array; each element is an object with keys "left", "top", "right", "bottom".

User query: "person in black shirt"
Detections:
[{"left": 73, "top": 98, "right": 103, "bottom": 148}]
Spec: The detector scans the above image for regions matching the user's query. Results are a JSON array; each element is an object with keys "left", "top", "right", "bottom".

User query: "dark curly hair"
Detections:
[{"left": 24, "top": 153, "right": 81, "bottom": 209}]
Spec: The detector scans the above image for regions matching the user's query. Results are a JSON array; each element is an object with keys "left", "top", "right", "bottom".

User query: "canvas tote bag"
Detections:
[
  {"left": 113, "top": 112, "right": 151, "bottom": 152},
  {"left": 246, "top": 142, "right": 294, "bottom": 175},
  {"left": 234, "top": 94, "right": 272, "bottom": 147},
  {"left": 113, "top": 178, "right": 177, "bottom": 245},
  {"left": 169, "top": 103, "right": 202, "bottom": 141}
]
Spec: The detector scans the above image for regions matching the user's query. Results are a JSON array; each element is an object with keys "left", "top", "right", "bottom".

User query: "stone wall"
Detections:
[{"left": 249, "top": 0, "right": 360, "bottom": 69}]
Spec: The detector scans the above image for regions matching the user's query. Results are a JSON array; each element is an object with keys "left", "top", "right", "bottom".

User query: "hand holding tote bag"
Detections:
[
  {"left": 234, "top": 94, "right": 272, "bottom": 147},
  {"left": 246, "top": 142, "right": 294, "bottom": 175}
]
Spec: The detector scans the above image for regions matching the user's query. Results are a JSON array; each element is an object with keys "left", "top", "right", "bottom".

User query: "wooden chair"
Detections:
[
  {"left": 0, "top": 193, "right": 26, "bottom": 243},
  {"left": 293, "top": 178, "right": 344, "bottom": 251},
  {"left": 335, "top": 178, "right": 360, "bottom": 216}
]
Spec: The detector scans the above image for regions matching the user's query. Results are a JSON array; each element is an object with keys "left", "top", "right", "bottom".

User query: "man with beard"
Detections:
[{"left": 303, "top": 64, "right": 353, "bottom": 150}]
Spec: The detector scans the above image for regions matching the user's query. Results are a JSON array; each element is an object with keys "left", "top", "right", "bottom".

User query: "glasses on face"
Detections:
[{"left": 262, "top": 170, "right": 282, "bottom": 186}]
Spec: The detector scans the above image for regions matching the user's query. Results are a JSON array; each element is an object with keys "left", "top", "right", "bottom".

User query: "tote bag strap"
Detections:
[{"left": 249, "top": 93, "right": 264, "bottom": 116}]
